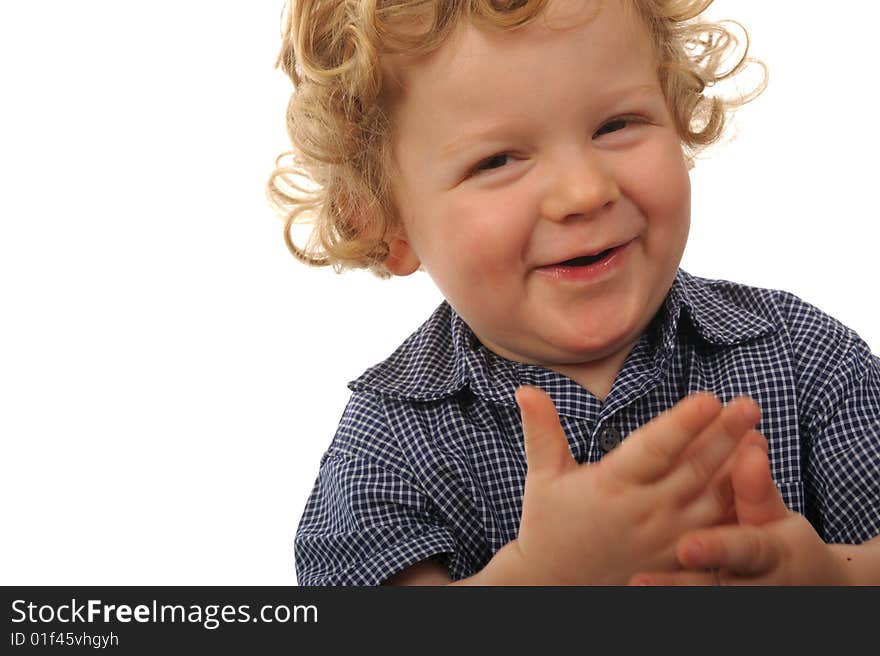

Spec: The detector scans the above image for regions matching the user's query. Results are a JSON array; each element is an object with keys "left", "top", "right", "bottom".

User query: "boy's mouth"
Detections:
[
  {"left": 535, "top": 239, "right": 635, "bottom": 282},
  {"left": 557, "top": 248, "right": 616, "bottom": 267}
]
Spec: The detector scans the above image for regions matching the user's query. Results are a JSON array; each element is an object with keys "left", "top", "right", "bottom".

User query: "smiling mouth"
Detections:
[{"left": 557, "top": 248, "right": 616, "bottom": 267}]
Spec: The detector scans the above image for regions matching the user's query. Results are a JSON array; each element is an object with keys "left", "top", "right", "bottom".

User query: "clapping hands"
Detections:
[
  {"left": 629, "top": 436, "right": 851, "bottom": 586},
  {"left": 508, "top": 385, "right": 762, "bottom": 585}
]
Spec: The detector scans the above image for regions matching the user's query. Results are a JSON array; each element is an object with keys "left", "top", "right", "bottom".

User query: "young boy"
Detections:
[{"left": 270, "top": 0, "right": 880, "bottom": 585}]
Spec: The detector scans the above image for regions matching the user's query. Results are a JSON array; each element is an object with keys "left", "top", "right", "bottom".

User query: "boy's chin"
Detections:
[
  {"left": 547, "top": 322, "right": 643, "bottom": 361},
  {"left": 479, "top": 318, "right": 643, "bottom": 367}
]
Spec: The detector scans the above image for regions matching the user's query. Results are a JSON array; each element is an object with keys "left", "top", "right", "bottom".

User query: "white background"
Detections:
[{"left": 1, "top": 1, "right": 877, "bottom": 585}]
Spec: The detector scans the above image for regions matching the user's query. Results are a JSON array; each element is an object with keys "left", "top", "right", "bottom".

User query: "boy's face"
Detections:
[{"left": 384, "top": 0, "right": 691, "bottom": 383}]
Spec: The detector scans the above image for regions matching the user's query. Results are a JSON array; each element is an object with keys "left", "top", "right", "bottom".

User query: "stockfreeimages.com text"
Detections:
[{"left": 10, "top": 598, "right": 317, "bottom": 630}]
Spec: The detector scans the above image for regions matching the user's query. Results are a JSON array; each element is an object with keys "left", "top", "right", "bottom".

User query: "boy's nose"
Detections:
[{"left": 539, "top": 151, "right": 621, "bottom": 223}]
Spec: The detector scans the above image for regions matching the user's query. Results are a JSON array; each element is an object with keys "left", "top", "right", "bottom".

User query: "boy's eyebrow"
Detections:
[{"left": 439, "top": 84, "right": 663, "bottom": 158}]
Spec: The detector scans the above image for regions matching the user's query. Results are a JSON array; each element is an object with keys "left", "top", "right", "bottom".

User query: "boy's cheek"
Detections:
[
  {"left": 617, "top": 137, "right": 691, "bottom": 201},
  {"left": 640, "top": 141, "right": 691, "bottom": 210},
  {"left": 445, "top": 195, "right": 531, "bottom": 248}
]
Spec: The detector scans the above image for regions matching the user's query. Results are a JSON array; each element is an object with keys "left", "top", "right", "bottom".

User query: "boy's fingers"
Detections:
[
  {"left": 661, "top": 396, "right": 761, "bottom": 501},
  {"left": 515, "top": 386, "right": 575, "bottom": 479},
  {"left": 691, "top": 430, "right": 769, "bottom": 524},
  {"left": 607, "top": 392, "right": 722, "bottom": 483},
  {"left": 746, "top": 430, "right": 769, "bottom": 452},
  {"left": 676, "top": 525, "right": 782, "bottom": 576},
  {"left": 732, "top": 442, "right": 788, "bottom": 526}
]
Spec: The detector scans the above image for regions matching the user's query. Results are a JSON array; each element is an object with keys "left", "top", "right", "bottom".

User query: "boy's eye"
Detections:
[
  {"left": 467, "top": 117, "right": 641, "bottom": 177},
  {"left": 474, "top": 153, "right": 511, "bottom": 173},
  {"left": 594, "top": 117, "right": 638, "bottom": 138}
]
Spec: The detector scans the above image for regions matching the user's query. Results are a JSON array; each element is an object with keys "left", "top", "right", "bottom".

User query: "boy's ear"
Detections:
[
  {"left": 384, "top": 229, "right": 421, "bottom": 276},
  {"left": 335, "top": 192, "right": 420, "bottom": 275}
]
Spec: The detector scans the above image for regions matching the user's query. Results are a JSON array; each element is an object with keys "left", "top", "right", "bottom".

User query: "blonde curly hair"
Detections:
[{"left": 267, "top": 0, "right": 765, "bottom": 278}]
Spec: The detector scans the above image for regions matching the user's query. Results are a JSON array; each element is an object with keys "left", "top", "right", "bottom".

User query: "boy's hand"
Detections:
[
  {"left": 628, "top": 441, "right": 851, "bottom": 586},
  {"left": 506, "top": 385, "right": 761, "bottom": 585}
]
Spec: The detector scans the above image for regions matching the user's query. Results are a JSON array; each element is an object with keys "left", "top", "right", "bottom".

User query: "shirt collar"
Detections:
[
  {"left": 348, "top": 268, "right": 779, "bottom": 402},
  {"left": 348, "top": 301, "right": 471, "bottom": 402},
  {"left": 668, "top": 269, "right": 778, "bottom": 347}
]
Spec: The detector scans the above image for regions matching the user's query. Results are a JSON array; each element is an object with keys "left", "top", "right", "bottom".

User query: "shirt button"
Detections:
[{"left": 599, "top": 427, "right": 622, "bottom": 453}]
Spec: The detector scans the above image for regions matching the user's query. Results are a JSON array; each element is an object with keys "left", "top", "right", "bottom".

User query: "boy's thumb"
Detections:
[
  {"left": 515, "top": 385, "right": 575, "bottom": 478},
  {"left": 731, "top": 436, "right": 788, "bottom": 526}
]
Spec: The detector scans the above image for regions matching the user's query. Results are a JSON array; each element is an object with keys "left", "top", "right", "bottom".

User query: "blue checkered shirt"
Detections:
[{"left": 294, "top": 269, "right": 880, "bottom": 585}]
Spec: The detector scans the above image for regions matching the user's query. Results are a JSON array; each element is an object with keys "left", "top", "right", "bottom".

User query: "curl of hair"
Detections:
[{"left": 267, "top": 0, "right": 767, "bottom": 277}]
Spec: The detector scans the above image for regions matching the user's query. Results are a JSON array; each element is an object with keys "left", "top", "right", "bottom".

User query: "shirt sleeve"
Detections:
[
  {"left": 801, "top": 333, "right": 880, "bottom": 545},
  {"left": 294, "top": 392, "right": 458, "bottom": 586}
]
